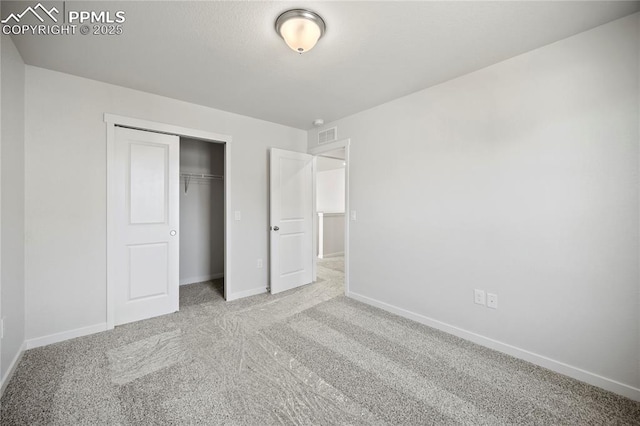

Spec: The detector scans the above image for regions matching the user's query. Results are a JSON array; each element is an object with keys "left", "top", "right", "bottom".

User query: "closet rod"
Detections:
[
  {"left": 181, "top": 173, "right": 224, "bottom": 194},
  {"left": 181, "top": 173, "right": 224, "bottom": 180}
]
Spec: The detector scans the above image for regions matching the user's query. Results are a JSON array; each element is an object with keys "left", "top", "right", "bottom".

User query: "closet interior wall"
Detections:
[{"left": 179, "top": 138, "right": 224, "bottom": 285}]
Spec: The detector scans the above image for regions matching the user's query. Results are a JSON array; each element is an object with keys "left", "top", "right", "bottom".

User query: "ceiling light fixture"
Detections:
[{"left": 275, "top": 9, "right": 326, "bottom": 54}]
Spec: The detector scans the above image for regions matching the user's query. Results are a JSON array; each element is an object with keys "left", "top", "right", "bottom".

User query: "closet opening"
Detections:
[{"left": 179, "top": 137, "right": 226, "bottom": 306}]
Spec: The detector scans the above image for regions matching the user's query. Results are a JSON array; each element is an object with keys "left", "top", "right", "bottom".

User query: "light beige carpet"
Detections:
[{"left": 2, "top": 257, "right": 639, "bottom": 424}]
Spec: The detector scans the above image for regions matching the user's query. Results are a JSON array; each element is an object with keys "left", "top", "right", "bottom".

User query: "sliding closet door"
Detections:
[{"left": 113, "top": 127, "right": 180, "bottom": 325}]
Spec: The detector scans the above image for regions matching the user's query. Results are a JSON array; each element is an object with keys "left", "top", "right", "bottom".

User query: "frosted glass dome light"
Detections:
[{"left": 275, "top": 9, "right": 326, "bottom": 54}]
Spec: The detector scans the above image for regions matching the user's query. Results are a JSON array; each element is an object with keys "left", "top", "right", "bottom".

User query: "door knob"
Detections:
[
  {"left": 273, "top": 226, "right": 279, "bottom": 231},
  {"left": 170, "top": 230, "right": 177, "bottom": 236}
]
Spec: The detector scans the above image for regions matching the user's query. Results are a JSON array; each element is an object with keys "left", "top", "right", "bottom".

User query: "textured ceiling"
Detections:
[{"left": 5, "top": 1, "right": 639, "bottom": 129}]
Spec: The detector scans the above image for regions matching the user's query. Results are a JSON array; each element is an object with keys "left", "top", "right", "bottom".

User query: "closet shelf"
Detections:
[
  {"left": 181, "top": 172, "right": 224, "bottom": 194},
  {"left": 181, "top": 172, "right": 224, "bottom": 180}
]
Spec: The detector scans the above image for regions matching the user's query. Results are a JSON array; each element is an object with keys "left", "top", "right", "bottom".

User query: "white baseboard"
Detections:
[
  {"left": 0, "top": 341, "right": 26, "bottom": 397},
  {"left": 25, "top": 323, "right": 108, "bottom": 350},
  {"left": 226, "top": 286, "right": 267, "bottom": 301},
  {"left": 347, "top": 291, "right": 640, "bottom": 402},
  {"left": 180, "top": 273, "right": 224, "bottom": 286}
]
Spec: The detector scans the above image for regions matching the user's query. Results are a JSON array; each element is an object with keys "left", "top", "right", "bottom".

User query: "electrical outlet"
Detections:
[
  {"left": 474, "top": 289, "right": 486, "bottom": 305},
  {"left": 487, "top": 293, "right": 498, "bottom": 309},
  {"left": 350, "top": 210, "right": 357, "bottom": 221},
  {"left": 257, "top": 259, "right": 263, "bottom": 268},
  {"left": 234, "top": 211, "right": 241, "bottom": 221}
]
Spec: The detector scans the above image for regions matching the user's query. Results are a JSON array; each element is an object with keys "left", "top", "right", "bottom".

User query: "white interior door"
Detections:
[
  {"left": 114, "top": 127, "right": 179, "bottom": 325},
  {"left": 270, "top": 148, "right": 314, "bottom": 294}
]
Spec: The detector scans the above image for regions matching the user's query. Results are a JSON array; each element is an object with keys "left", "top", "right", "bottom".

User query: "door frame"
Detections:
[
  {"left": 104, "top": 113, "right": 232, "bottom": 330},
  {"left": 309, "top": 138, "right": 350, "bottom": 295}
]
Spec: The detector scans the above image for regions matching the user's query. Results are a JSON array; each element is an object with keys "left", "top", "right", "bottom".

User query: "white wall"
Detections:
[
  {"left": 0, "top": 35, "right": 25, "bottom": 387},
  {"left": 317, "top": 168, "right": 345, "bottom": 213},
  {"left": 180, "top": 138, "right": 224, "bottom": 285},
  {"left": 24, "top": 66, "right": 306, "bottom": 342},
  {"left": 318, "top": 213, "right": 345, "bottom": 258},
  {"left": 309, "top": 14, "right": 640, "bottom": 394}
]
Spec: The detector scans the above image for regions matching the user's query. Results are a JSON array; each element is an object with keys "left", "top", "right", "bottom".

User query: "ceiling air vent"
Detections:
[{"left": 318, "top": 127, "right": 337, "bottom": 144}]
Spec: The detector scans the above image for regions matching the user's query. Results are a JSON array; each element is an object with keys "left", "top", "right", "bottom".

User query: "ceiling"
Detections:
[
  {"left": 318, "top": 148, "right": 346, "bottom": 161},
  {"left": 317, "top": 147, "right": 346, "bottom": 172},
  {"left": 317, "top": 155, "right": 345, "bottom": 172},
  {"left": 4, "top": 1, "right": 639, "bottom": 130}
]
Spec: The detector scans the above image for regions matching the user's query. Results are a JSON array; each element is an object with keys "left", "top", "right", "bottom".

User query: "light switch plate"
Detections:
[
  {"left": 234, "top": 211, "right": 241, "bottom": 221},
  {"left": 350, "top": 210, "right": 357, "bottom": 221}
]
